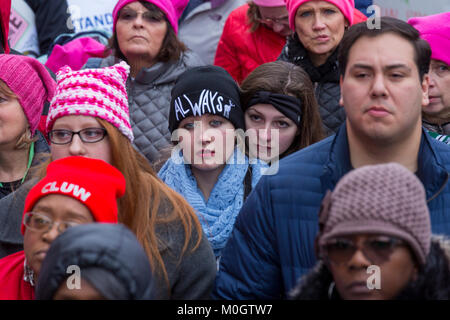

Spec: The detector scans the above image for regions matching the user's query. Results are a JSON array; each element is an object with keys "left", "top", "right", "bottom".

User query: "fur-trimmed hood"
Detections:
[{"left": 290, "top": 236, "right": 450, "bottom": 300}]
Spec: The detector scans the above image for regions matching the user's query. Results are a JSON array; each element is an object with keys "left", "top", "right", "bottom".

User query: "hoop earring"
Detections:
[{"left": 328, "top": 281, "right": 336, "bottom": 300}]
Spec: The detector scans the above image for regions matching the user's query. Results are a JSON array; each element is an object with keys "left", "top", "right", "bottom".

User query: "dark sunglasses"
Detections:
[
  {"left": 323, "top": 236, "right": 406, "bottom": 265},
  {"left": 118, "top": 8, "right": 164, "bottom": 23}
]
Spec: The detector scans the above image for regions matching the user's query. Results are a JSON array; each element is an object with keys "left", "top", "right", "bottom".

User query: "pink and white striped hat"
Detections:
[{"left": 46, "top": 61, "right": 134, "bottom": 142}]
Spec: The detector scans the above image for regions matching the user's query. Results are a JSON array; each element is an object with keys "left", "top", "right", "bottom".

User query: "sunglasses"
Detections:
[
  {"left": 118, "top": 8, "right": 165, "bottom": 23},
  {"left": 322, "top": 236, "right": 406, "bottom": 265}
]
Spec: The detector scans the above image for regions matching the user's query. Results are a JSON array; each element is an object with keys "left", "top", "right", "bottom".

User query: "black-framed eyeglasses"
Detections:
[
  {"left": 48, "top": 128, "right": 107, "bottom": 145},
  {"left": 23, "top": 212, "right": 81, "bottom": 234},
  {"left": 322, "top": 236, "right": 406, "bottom": 266}
]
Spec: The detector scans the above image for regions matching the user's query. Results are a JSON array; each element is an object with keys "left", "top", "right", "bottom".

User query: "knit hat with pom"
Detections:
[
  {"left": 46, "top": 61, "right": 133, "bottom": 142},
  {"left": 317, "top": 163, "right": 431, "bottom": 266}
]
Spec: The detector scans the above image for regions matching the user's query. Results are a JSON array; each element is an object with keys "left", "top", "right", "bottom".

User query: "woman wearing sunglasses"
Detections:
[
  {"left": 290, "top": 163, "right": 450, "bottom": 300},
  {"left": 84, "top": 0, "right": 203, "bottom": 164}
]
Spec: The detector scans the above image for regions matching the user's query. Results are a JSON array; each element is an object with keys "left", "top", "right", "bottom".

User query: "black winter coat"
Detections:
[
  {"left": 0, "top": 131, "right": 49, "bottom": 259},
  {"left": 278, "top": 33, "right": 345, "bottom": 136}
]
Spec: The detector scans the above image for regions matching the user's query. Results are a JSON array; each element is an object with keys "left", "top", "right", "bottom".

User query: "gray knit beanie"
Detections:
[{"left": 317, "top": 163, "right": 431, "bottom": 266}]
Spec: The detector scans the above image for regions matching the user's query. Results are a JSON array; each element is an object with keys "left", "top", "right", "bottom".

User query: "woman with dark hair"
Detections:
[
  {"left": 85, "top": 0, "right": 203, "bottom": 164},
  {"left": 278, "top": 0, "right": 366, "bottom": 135},
  {"left": 290, "top": 163, "right": 450, "bottom": 300},
  {"left": 158, "top": 65, "right": 267, "bottom": 261},
  {"left": 240, "top": 60, "right": 324, "bottom": 163},
  {"left": 214, "top": 0, "right": 291, "bottom": 84}
]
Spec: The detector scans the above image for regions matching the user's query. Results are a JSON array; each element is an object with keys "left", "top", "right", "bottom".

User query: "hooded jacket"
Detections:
[
  {"left": 36, "top": 223, "right": 154, "bottom": 300},
  {"left": 290, "top": 236, "right": 450, "bottom": 300},
  {"left": 85, "top": 51, "right": 204, "bottom": 163},
  {"left": 214, "top": 3, "right": 286, "bottom": 84},
  {"left": 213, "top": 124, "right": 450, "bottom": 299}
]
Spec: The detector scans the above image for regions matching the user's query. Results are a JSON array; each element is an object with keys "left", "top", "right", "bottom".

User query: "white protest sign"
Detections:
[{"left": 66, "top": 0, "right": 117, "bottom": 35}]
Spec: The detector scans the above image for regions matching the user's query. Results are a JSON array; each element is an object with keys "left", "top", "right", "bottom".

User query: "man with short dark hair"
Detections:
[{"left": 213, "top": 17, "right": 450, "bottom": 300}]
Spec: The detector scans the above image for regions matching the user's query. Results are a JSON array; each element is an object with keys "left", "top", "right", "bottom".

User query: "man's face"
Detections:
[{"left": 340, "top": 33, "right": 429, "bottom": 144}]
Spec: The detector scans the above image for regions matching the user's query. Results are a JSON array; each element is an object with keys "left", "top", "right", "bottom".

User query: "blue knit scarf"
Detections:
[{"left": 158, "top": 148, "right": 266, "bottom": 258}]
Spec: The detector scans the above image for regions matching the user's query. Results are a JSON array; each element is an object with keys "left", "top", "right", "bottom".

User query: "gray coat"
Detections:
[
  {"left": 0, "top": 131, "right": 49, "bottom": 259},
  {"left": 87, "top": 51, "right": 204, "bottom": 164}
]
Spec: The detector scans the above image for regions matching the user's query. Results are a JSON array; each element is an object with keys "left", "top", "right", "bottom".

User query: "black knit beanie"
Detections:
[{"left": 169, "top": 65, "right": 244, "bottom": 133}]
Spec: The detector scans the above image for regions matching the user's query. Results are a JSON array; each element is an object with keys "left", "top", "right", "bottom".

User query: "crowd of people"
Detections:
[{"left": 0, "top": 0, "right": 448, "bottom": 300}]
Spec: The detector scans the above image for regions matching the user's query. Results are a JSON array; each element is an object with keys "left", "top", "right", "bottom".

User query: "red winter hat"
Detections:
[
  {"left": 0, "top": 54, "right": 55, "bottom": 136},
  {"left": 22, "top": 156, "right": 126, "bottom": 234}
]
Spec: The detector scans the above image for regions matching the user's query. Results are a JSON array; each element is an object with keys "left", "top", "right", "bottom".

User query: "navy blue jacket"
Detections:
[{"left": 213, "top": 124, "right": 450, "bottom": 299}]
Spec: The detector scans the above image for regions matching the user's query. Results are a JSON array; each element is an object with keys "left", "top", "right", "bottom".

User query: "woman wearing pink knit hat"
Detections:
[
  {"left": 84, "top": 0, "right": 203, "bottom": 164},
  {"left": 0, "top": 54, "right": 55, "bottom": 201},
  {"left": 278, "top": 0, "right": 365, "bottom": 136},
  {"left": 408, "top": 12, "right": 450, "bottom": 145},
  {"left": 214, "top": 0, "right": 292, "bottom": 84}
]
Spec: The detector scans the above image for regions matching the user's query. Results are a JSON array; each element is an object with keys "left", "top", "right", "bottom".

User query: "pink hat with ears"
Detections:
[
  {"left": 408, "top": 12, "right": 450, "bottom": 67},
  {"left": 112, "top": 0, "right": 188, "bottom": 34},
  {"left": 46, "top": 61, "right": 134, "bottom": 142},
  {"left": 284, "top": 0, "right": 354, "bottom": 31},
  {"left": 253, "top": 0, "right": 286, "bottom": 7}
]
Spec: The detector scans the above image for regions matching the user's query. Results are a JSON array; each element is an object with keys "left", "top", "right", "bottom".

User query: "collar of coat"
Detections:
[
  {"left": 320, "top": 123, "right": 450, "bottom": 203},
  {"left": 285, "top": 33, "right": 340, "bottom": 84}
]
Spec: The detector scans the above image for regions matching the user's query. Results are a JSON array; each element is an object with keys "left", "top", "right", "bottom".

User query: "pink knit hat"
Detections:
[
  {"left": 284, "top": 0, "right": 354, "bottom": 31},
  {"left": 253, "top": 0, "right": 286, "bottom": 7},
  {"left": 112, "top": 0, "right": 189, "bottom": 35},
  {"left": 46, "top": 61, "right": 134, "bottom": 142},
  {"left": 0, "top": 54, "right": 56, "bottom": 136},
  {"left": 408, "top": 12, "right": 450, "bottom": 67},
  {"left": 45, "top": 37, "right": 106, "bottom": 74},
  {"left": 317, "top": 163, "right": 431, "bottom": 266}
]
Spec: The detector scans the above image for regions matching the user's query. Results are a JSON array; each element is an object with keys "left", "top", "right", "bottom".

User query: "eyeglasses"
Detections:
[
  {"left": 118, "top": 8, "right": 165, "bottom": 23},
  {"left": 48, "top": 128, "right": 107, "bottom": 145},
  {"left": 257, "top": 15, "right": 289, "bottom": 27},
  {"left": 23, "top": 212, "right": 81, "bottom": 234},
  {"left": 322, "top": 236, "right": 406, "bottom": 265}
]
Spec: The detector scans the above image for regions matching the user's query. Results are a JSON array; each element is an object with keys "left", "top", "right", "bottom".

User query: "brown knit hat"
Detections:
[{"left": 317, "top": 163, "right": 431, "bottom": 266}]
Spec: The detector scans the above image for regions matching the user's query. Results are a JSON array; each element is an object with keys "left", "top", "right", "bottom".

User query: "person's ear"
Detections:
[{"left": 421, "top": 74, "right": 430, "bottom": 108}]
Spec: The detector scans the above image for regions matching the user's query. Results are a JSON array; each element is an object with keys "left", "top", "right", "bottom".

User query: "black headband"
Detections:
[{"left": 246, "top": 91, "right": 302, "bottom": 126}]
